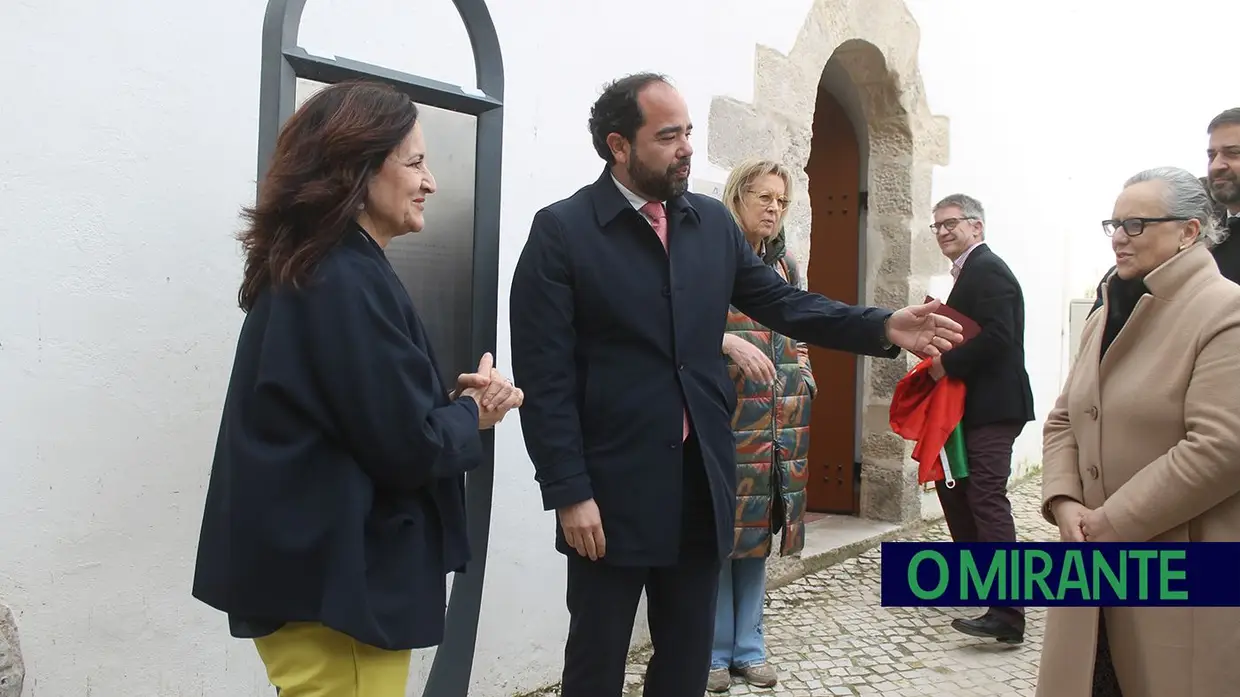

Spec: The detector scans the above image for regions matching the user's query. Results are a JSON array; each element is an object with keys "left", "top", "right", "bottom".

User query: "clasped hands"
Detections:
[
  {"left": 1050, "top": 497, "right": 1119, "bottom": 543},
  {"left": 453, "top": 352, "right": 523, "bottom": 430}
]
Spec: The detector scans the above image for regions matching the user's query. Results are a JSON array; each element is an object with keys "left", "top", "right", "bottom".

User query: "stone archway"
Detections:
[{"left": 707, "top": 0, "right": 949, "bottom": 523}]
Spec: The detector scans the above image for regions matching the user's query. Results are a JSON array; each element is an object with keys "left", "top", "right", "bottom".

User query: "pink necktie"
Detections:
[
  {"left": 641, "top": 201, "right": 670, "bottom": 251},
  {"left": 640, "top": 201, "right": 689, "bottom": 442}
]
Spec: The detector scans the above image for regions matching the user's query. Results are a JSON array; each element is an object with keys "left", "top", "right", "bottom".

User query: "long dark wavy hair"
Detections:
[{"left": 237, "top": 80, "right": 420, "bottom": 311}]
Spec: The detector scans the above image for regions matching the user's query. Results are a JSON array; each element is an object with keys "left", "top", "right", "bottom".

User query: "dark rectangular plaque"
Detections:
[{"left": 294, "top": 80, "right": 478, "bottom": 385}]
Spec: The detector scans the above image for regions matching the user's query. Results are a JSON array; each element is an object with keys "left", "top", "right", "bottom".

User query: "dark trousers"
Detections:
[
  {"left": 935, "top": 420, "right": 1026, "bottom": 621},
  {"left": 560, "top": 434, "right": 721, "bottom": 697},
  {"left": 1092, "top": 612, "right": 1123, "bottom": 696}
]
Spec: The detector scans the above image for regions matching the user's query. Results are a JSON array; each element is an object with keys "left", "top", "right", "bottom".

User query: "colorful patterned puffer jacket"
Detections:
[{"left": 724, "top": 230, "right": 817, "bottom": 559}]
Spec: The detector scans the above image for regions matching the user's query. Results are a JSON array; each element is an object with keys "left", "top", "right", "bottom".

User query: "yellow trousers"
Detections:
[{"left": 253, "top": 622, "right": 411, "bottom": 697}]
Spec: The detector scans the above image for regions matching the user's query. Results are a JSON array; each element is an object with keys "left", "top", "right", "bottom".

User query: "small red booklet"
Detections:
[{"left": 914, "top": 296, "right": 980, "bottom": 359}]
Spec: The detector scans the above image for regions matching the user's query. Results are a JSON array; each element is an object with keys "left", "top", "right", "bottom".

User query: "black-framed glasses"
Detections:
[
  {"left": 930, "top": 216, "right": 976, "bottom": 233},
  {"left": 1102, "top": 217, "right": 1191, "bottom": 237}
]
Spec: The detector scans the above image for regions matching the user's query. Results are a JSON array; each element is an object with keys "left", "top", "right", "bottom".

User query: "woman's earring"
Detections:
[{"left": 357, "top": 201, "right": 365, "bottom": 211}]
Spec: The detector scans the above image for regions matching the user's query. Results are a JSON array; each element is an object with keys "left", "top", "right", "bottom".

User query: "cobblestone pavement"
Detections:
[{"left": 621, "top": 473, "right": 1052, "bottom": 697}]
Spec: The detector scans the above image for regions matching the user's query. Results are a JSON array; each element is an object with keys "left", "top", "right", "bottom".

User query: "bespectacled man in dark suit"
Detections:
[{"left": 927, "top": 193, "right": 1035, "bottom": 644}]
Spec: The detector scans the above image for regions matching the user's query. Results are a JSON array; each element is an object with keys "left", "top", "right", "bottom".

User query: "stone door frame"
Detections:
[{"left": 707, "top": 0, "right": 950, "bottom": 523}]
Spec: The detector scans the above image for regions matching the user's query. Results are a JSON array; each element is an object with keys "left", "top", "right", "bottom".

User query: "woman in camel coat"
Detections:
[{"left": 1039, "top": 166, "right": 1240, "bottom": 697}]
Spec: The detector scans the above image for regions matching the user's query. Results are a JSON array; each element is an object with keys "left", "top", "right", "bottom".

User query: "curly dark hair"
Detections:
[
  {"left": 588, "top": 72, "right": 668, "bottom": 164},
  {"left": 237, "top": 80, "right": 419, "bottom": 311}
]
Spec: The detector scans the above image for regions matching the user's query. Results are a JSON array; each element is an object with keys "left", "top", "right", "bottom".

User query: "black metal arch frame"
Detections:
[{"left": 256, "top": 2, "right": 504, "bottom": 695}]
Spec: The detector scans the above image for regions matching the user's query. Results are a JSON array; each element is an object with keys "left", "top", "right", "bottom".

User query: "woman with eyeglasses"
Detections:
[
  {"left": 1087, "top": 174, "right": 1233, "bottom": 316},
  {"left": 1036, "top": 166, "right": 1240, "bottom": 697},
  {"left": 707, "top": 159, "right": 816, "bottom": 693}
]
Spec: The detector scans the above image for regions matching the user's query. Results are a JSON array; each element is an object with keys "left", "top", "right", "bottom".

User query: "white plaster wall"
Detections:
[
  {"left": 2, "top": 0, "right": 1237, "bottom": 695},
  {"left": 906, "top": 0, "right": 1240, "bottom": 474},
  {"left": 0, "top": 1, "right": 818, "bottom": 695}
]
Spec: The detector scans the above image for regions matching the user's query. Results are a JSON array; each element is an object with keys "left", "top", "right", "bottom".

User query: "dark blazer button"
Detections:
[{"left": 661, "top": 286, "right": 671, "bottom": 297}]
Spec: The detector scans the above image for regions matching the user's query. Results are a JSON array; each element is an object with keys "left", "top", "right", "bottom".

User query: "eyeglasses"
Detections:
[
  {"left": 1101, "top": 217, "right": 1191, "bottom": 237},
  {"left": 746, "top": 189, "right": 790, "bottom": 211},
  {"left": 930, "top": 217, "right": 976, "bottom": 233}
]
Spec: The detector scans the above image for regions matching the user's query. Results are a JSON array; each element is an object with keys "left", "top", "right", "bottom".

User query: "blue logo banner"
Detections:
[{"left": 880, "top": 542, "right": 1240, "bottom": 607}]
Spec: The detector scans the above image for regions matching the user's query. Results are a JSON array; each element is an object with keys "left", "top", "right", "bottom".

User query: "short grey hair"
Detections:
[
  {"left": 933, "top": 193, "right": 985, "bottom": 223},
  {"left": 1207, "top": 107, "right": 1240, "bottom": 133},
  {"left": 1124, "top": 166, "right": 1227, "bottom": 248}
]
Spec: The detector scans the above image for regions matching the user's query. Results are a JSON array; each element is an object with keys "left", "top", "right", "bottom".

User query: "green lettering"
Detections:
[
  {"left": 1057, "top": 550, "right": 1090, "bottom": 600},
  {"left": 961, "top": 550, "right": 1004, "bottom": 602},
  {"left": 908, "top": 550, "right": 949, "bottom": 599},
  {"left": 1009, "top": 548, "right": 1019, "bottom": 600},
  {"left": 1130, "top": 550, "right": 1158, "bottom": 599},
  {"left": 1159, "top": 550, "right": 1188, "bottom": 600},
  {"left": 1092, "top": 549, "right": 1126, "bottom": 600},
  {"left": 1023, "top": 550, "right": 1055, "bottom": 601}
]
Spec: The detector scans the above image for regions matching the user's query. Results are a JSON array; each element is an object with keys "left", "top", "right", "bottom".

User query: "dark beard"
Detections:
[
  {"left": 627, "top": 155, "right": 690, "bottom": 201},
  {"left": 1209, "top": 175, "right": 1240, "bottom": 208}
]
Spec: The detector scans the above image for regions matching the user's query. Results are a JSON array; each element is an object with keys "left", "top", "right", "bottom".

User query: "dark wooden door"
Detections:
[{"left": 803, "top": 87, "right": 862, "bottom": 514}]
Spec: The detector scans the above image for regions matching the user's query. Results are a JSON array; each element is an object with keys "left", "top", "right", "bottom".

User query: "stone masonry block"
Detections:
[
  {"left": 862, "top": 430, "right": 908, "bottom": 461},
  {"left": 0, "top": 604, "right": 23, "bottom": 697},
  {"left": 869, "top": 352, "right": 907, "bottom": 401},
  {"left": 860, "top": 459, "right": 921, "bottom": 523},
  {"left": 754, "top": 46, "right": 817, "bottom": 123},
  {"left": 876, "top": 220, "right": 912, "bottom": 279},
  {"left": 706, "top": 98, "right": 775, "bottom": 171},
  {"left": 871, "top": 279, "right": 910, "bottom": 310}
]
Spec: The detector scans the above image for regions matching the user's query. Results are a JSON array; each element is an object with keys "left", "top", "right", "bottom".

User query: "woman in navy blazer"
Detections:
[{"left": 191, "top": 80, "right": 522, "bottom": 697}]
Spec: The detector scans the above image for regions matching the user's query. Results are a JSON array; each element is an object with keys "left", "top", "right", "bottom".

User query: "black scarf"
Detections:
[
  {"left": 1100, "top": 274, "right": 1149, "bottom": 362},
  {"left": 1211, "top": 216, "right": 1240, "bottom": 284}
]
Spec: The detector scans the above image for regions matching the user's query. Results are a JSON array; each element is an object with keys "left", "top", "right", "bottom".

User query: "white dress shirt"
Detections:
[
  {"left": 611, "top": 174, "right": 664, "bottom": 227},
  {"left": 950, "top": 241, "right": 983, "bottom": 280}
]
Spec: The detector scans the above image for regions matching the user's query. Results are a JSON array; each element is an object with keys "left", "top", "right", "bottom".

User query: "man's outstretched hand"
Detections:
[{"left": 885, "top": 299, "right": 964, "bottom": 357}]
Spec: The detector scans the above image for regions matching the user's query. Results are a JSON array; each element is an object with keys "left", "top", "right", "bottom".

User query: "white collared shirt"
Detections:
[
  {"left": 611, "top": 174, "right": 665, "bottom": 228},
  {"left": 951, "top": 241, "right": 983, "bottom": 279}
]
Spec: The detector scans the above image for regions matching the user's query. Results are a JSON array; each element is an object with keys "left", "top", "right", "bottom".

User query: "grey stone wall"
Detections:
[{"left": 0, "top": 604, "right": 23, "bottom": 697}]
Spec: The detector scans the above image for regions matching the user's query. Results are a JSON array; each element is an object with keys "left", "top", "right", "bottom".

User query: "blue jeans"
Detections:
[{"left": 710, "top": 556, "right": 767, "bottom": 670}]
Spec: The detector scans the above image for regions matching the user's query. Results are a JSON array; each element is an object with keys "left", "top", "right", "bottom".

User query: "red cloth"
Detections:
[{"left": 889, "top": 358, "right": 967, "bottom": 484}]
